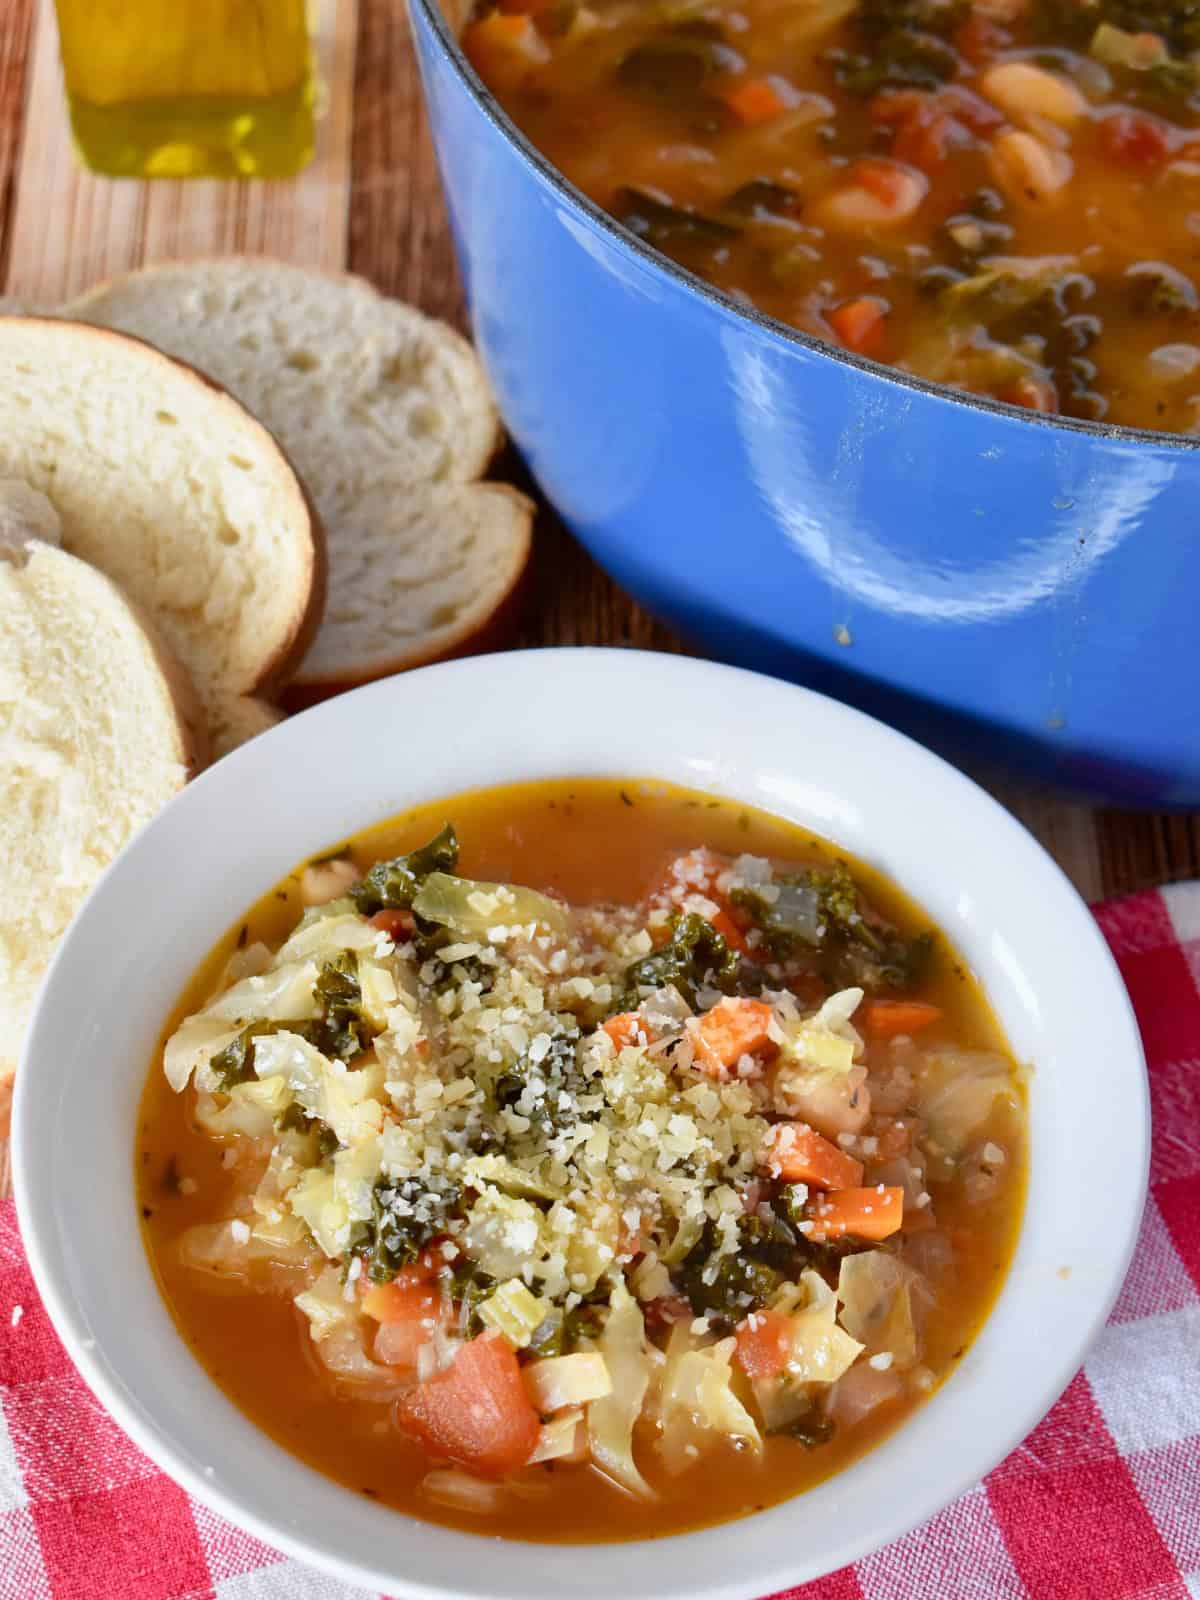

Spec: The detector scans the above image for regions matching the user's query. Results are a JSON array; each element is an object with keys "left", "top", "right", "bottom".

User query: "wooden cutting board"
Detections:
[{"left": 0, "top": 0, "right": 1197, "bottom": 1196}]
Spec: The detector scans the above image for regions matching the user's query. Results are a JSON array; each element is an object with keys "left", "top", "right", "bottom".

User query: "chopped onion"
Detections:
[{"left": 420, "top": 1470, "right": 503, "bottom": 1514}]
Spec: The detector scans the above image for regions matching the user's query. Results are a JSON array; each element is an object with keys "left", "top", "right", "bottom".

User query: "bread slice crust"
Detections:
[{"left": 69, "top": 260, "right": 532, "bottom": 690}]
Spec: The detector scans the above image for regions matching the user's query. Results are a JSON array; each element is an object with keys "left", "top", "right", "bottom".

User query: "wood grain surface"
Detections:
[{"left": 0, "top": 0, "right": 1196, "bottom": 1201}]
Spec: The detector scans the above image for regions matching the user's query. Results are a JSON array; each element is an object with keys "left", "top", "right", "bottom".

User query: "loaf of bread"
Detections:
[
  {"left": 0, "top": 524, "right": 205, "bottom": 1121},
  {"left": 0, "top": 315, "right": 325, "bottom": 748},
  {"left": 70, "top": 260, "right": 533, "bottom": 692}
]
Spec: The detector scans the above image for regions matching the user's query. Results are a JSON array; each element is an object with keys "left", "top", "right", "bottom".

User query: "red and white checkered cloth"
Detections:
[{"left": 2, "top": 885, "right": 1199, "bottom": 1600}]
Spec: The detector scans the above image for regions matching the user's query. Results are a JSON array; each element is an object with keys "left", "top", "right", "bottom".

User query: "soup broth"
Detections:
[{"left": 138, "top": 779, "right": 1026, "bottom": 1541}]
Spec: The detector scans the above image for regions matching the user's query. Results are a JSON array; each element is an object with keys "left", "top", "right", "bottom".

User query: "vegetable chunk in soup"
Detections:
[
  {"left": 138, "top": 781, "right": 1026, "bottom": 1541},
  {"left": 463, "top": 0, "right": 1200, "bottom": 433}
]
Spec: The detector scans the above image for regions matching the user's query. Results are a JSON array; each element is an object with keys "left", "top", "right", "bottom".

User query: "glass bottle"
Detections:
[{"left": 54, "top": 0, "right": 316, "bottom": 178}]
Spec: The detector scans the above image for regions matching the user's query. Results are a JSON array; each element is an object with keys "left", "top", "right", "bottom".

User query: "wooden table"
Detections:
[{"left": 1, "top": 0, "right": 1197, "bottom": 1039}]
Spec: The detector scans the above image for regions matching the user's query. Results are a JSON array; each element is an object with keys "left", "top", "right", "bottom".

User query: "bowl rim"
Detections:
[
  {"left": 13, "top": 648, "right": 1150, "bottom": 1599},
  {"left": 409, "top": 0, "right": 1200, "bottom": 454}
]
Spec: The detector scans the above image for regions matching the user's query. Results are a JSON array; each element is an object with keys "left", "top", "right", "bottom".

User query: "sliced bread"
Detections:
[
  {"left": 212, "top": 695, "right": 285, "bottom": 759},
  {"left": 0, "top": 529, "right": 204, "bottom": 1118},
  {"left": 0, "top": 316, "right": 325, "bottom": 738},
  {"left": 69, "top": 260, "right": 533, "bottom": 690}
]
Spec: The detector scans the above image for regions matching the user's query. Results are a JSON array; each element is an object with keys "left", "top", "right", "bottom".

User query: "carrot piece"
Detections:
[
  {"left": 761, "top": 1122, "right": 865, "bottom": 1189},
  {"left": 708, "top": 906, "right": 750, "bottom": 954},
  {"left": 362, "top": 1273, "right": 438, "bottom": 1324},
  {"left": 462, "top": 12, "right": 549, "bottom": 77},
  {"left": 720, "top": 76, "right": 793, "bottom": 126},
  {"left": 602, "top": 1012, "right": 653, "bottom": 1049},
  {"left": 735, "top": 1309, "right": 794, "bottom": 1380},
  {"left": 999, "top": 374, "right": 1057, "bottom": 413},
  {"left": 827, "top": 297, "right": 888, "bottom": 356},
  {"left": 369, "top": 908, "right": 415, "bottom": 940},
  {"left": 692, "top": 996, "right": 775, "bottom": 1077},
  {"left": 395, "top": 1331, "right": 541, "bottom": 1476},
  {"left": 861, "top": 999, "right": 943, "bottom": 1038},
  {"left": 805, "top": 1186, "right": 905, "bottom": 1242},
  {"left": 651, "top": 847, "right": 749, "bottom": 951}
]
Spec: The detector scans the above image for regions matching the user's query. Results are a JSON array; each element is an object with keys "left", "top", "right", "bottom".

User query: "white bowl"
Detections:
[{"left": 14, "top": 648, "right": 1148, "bottom": 1600}]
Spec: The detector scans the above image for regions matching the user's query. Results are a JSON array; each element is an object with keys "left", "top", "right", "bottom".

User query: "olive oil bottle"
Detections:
[{"left": 54, "top": 0, "right": 316, "bottom": 178}]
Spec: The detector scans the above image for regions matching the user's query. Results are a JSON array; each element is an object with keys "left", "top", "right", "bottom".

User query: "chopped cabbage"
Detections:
[
  {"left": 332, "top": 1134, "right": 383, "bottom": 1224},
  {"left": 656, "top": 1323, "right": 762, "bottom": 1475},
  {"left": 277, "top": 909, "right": 384, "bottom": 964},
  {"left": 357, "top": 957, "right": 400, "bottom": 1030},
  {"left": 251, "top": 1030, "right": 384, "bottom": 1148},
  {"left": 915, "top": 1050, "right": 1016, "bottom": 1161},
  {"left": 774, "top": 1269, "right": 864, "bottom": 1384},
  {"left": 463, "top": 1190, "right": 546, "bottom": 1281},
  {"left": 194, "top": 1072, "right": 292, "bottom": 1138},
  {"left": 163, "top": 1017, "right": 243, "bottom": 1093},
  {"left": 776, "top": 986, "right": 864, "bottom": 1080},
  {"left": 413, "top": 872, "right": 568, "bottom": 936},
  {"left": 462, "top": 1153, "right": 559, "bottom": 1202},
  {"left": 295, "top": 1266, "right": 396, "bottom": 1388},
  {"left": 478, "top": 1279, "right": 550, "bottom": 1349},
  {"left": 529, "top": 1408, "right": 584, "bottom": 1464},
  {"left": 837, "top": 1251, "right": 919, "bottom": 1370},
  {"left": 290, "top": 1169, "right": 346, "bottom": 1257},
  {"left": 197, "top": 960, "right": 321, "bottom": 1026},
  {"left": 586, "top": 1282, "right": 655, "bottom": 1500},
  {"left": 525, "top": 1351, "right": 612, "bottom": 1411}
]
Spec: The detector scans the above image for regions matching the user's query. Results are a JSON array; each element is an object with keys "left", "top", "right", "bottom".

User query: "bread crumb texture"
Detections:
[
  {"left": 0, "top": 315, "right": 319, "bottom": 715},
  {"left": 0, "top": 541, "right": 192, "bottom": 1068},
  {"left": 70, "top": 261, "right": 530, "bottom": 686}
]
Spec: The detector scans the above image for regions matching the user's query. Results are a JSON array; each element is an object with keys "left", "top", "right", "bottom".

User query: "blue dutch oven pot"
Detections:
[{"left": 408, "top": 0, "right": 1200, "bottom": 806}]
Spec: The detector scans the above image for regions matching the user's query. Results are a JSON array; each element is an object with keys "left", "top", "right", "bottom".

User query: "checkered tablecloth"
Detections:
[{"left": 2, "top": 885, "right": 1198, "bottom": 1600}]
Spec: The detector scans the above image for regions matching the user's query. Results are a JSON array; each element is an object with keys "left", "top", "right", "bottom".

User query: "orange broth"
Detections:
[{"left": 137, "top": 778, "right": 1026, "bottom": 1541}]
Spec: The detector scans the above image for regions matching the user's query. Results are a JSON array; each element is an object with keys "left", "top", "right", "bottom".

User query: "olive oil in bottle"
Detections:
[{"left": 54, "top": 0, "right": 315, "bottom": 178}]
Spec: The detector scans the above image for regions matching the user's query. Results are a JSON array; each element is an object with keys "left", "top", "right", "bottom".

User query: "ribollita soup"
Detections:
[
  {"left": 462, "top": 0, "right": 1200, "bottom": 434},
  {"left": 138, "top": 779, "right": 1026, "bottom": 1541}
]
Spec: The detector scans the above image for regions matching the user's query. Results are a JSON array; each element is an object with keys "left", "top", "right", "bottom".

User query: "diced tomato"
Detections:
[
  {"left": 827, "top": 296, "right": 888, "bottom": 356},
  {"left": 1099, "top": 111, "right": 1171, "bottom": 168},
  {"left": 954, "top": 12, "right": 1008, "bottom": 65},
  {"left": 395, "top": 1331, "right": 541, "bottom": 1477},
  {"left": 893, "top": 111, "right": 971, "bottom": 172},
  {"left": 735, "top": 1309, "right": 794, "bottom": 1380},
  {"left": 370, "top": 908, "right": 414, "bottom": 940}
]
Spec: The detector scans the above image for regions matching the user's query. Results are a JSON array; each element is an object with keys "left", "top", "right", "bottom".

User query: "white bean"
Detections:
[
  {"left": 988, "top": 129, "right": 1073, "bottom": 205},
  {"left": 299, "top": 856, "right": 358, "bottom": 905},
  {"left": 980, "top": 61, "right": 1087, "bottom": 127}
]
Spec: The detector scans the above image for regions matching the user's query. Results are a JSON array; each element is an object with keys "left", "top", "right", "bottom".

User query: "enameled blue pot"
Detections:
[{"left": 408, "top": 0, "right": 1199, "bottom": 806}]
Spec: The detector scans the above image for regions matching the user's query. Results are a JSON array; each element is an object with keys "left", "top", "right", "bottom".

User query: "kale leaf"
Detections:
[
  {"left": 493, "top": 1024, "right": 591, "bottom": 1126},
  {"left": 310, "top": 952, "right": 374, "bottom": 1062},
  {"left": 619, "top": 911, "right": 740, "bottom": 1009},
  {"left": 349, "top": 824, "right": 458, "bottom": 914},
  {"left": 831, "top": 0, "right": 966, "bottom": 94},
  {"left": 732, "top": 865, "right": 933, "bottom": 992},
  {"left": 614, "top": 187, "right": 738, "bottom": 250},
  {"left": 360, "top": 1174, "right": 463, "bottom": 1283},
  {"left": 673, "top": 1214, "right": 811, "bottom": 1330}
]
